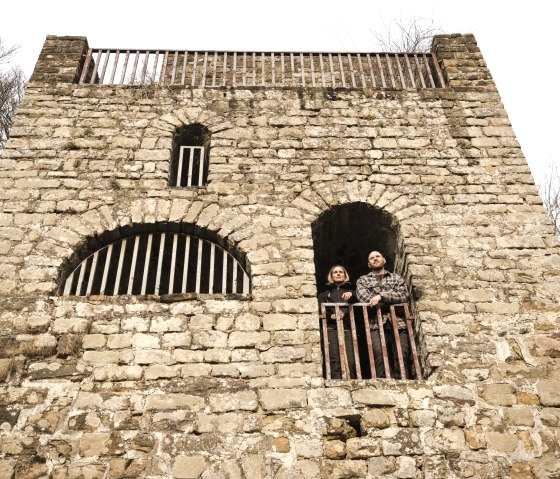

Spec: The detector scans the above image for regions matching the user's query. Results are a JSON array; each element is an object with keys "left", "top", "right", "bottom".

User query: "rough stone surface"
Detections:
[
  {"left": 0, "top": 33, "right": 559, "bottom": 479},
  {"left": 537, "top": 380, "right": 560, "bottom": 406}
]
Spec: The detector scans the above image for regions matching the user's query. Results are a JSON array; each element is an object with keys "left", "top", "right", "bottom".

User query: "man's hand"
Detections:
[
  {"left": 369, "top": 294, "right": 382, "bottom": 307},
  {"left": 341, "top": 291, "right": 352, "bottom": 302}
]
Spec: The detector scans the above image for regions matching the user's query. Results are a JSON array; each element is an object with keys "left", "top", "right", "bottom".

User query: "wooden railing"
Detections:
[
  {"left": 320, "top": 302, "right": 421, "bottom": 380},
  {"left": 78, "top": 49, "right": 446, "bottom": 90}
]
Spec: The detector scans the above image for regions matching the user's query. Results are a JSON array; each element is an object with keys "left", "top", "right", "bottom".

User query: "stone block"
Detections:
[
  {"left": 292, "top": 437, "right": 323, "bottom": 458},
  {"left": 434, "top": 385, "right": 476, "bottom": 404},
  {"left": 475, "top": 302, "right": 520, "bottom": 314},
  {"left": 107, "top": 333, "right": 132, "bottom": 349},
  {"left": 272, "top": 298, "right": 317, "bottom": 313},
  {"left": 204, "top": 348, "right": 231, "bottom": 363},
  {"left": 0, "top": 460, "right": 15, "bottom": 479},
  {"left": 79, "top": 432, "right": 124, "bottom": 456},
  {"left": 209, "top": 390, "right": 259, "bottom": 412},
  {"left": 262, "top": 313, "right": 298, "bottom": 330},
  {"left": 307, "top": 388, "right": 352, "bottom": 408},
  {"left": 228, "top": 331, "right": 270, "bottom": 348},
  {"left": 240, "top": 454, "right": 265, "bottom": 479},
  {"left": 0, "top": 358, "right": 14, "bottom": 381},
  {"left": 196, "top": 412, "right": 244, "bottom": 433},
  {"left": 537, "top": 380, "right": 560, "bottom": 406},
  {"left": 144, "top": 365, "right": 179, "bottom": 379},
  {"left": 362, "top": 409, "right": 392, "bottom": 429},
  {"left": 234, "top": 313, "right": 261, "bottom": 330},
  {"left": 231, "top": 348, "right": 259, "bottom": 362},
  {"left": 437, "top": 408, "right": 465, "bottom": 428},
  {"left": 293, "top": 460, "right": 321, "bottom": 478},
  {"left": 273, "top": 436, "right": 290, "bottom": 453},
  {"left": 211, "top": 364, "right": 240, "bottom": 377},
  {"left": 14, "top": 460, "right": 48, "bottom": 479},
  {"left": 132, "top": 333, "right": 160, "bottom": 348},
  {"left": 150, "top": 317, "right": 184, "bottom": 332},
  {"left": 134, "top": 350, "right": 171, "bottom": 364},
  {"left": 75, "top": 392, "right": 103, "bottom": 409},
  {"left": 92, "top": 366, "right": 143, "bottom": 381},
  {"left": 381, "top": 428, "right": 424, "bottom": 456},
  {"left": 324, "top": 440, "right": 346, "bottom": 459},
  {"left": 540, "top": 407, "right": 560, "bottom": 426},
  {"left": 352, "top": 389, "right": 396, "bottom": 407},
  {"left": 496, "top": 236, "right": 545, "bottom": 249},
  {"left": 486, "top": 432, "right": 518, "bottom": 453},
  {"left": 239, "top": 364, "right": 276, "bottom": 378},
  {"left": 259, "top": 389, "right": 307, "bottom": 410},
  {"left": 534, "top": 335, "right": 560, "bottom": 357},
  {"left": 505, "top": 407, "right": 535, "bottom": 426},
  {"left": 83, "top": 350, "right": 120, "bottom": 364},
  {"left": 368, "top": 456, "right": 397, "bottom": 477},
  {"left": 192, "top": 330, "right": 228, "bottom": 348},
  {"left": 481, "top": 384, "right": 517, "bottom": 406},
  {"left": 146, "top": 394, "right": 205, "bottom": 411},
  {"left": 121, "top": 317, "right": 149, "bottom": 332},
  {"left": 174, "top": 350, "right": 204, "bottom": 363},
  {"left": 465, "top": 425, "right": 486, "bottom": 450},
  {"left": 346, "top": 437, "right": 382, "bottom": 459},
  {"left": 82, "top": 334, "right": 107, "bottom": 349},
  {"left": 323, "top": 459, "right": 368, "bottom": 478},
  {"left": 107, "top": 458, "right": 146, "bottom": 479},
  {"left": 162, "top": 332, "right": 192, "bottom": 348},
  {"left": 172, "top": 455, "right": 207, "bottom": 479},
  {"left": 422, "top": 428, "right": 465, "bottom": 454},
  {"left": 181, "top": 364, "right": 212, "bottom": 377}
]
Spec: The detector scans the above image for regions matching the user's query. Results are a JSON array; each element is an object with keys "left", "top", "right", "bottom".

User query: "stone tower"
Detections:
[{"left": 0, "top": 34, "right": 559, "bottom": 478}]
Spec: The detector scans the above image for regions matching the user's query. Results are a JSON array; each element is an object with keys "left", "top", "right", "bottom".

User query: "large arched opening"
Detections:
[
  {"left": 311, "top": 202, "right": 403, "bottom": 292},
  {"left": 58, "top": 222, "right": 250, "bottom": 297},
  {"left": 312, "top": 202, "right": 420, "bottom": 380}
]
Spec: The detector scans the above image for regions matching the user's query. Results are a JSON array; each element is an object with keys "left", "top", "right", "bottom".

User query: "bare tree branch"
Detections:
[
  {"left": 372, "top": 17, "right": 443, "bottom": 53},
  {"left": 0, "top": 38, "right": 19, "bottom": 66},
  {"left": 0, "top": 37, "right": 26, "bottom": 151},
  {"left": 539, "top": 161, "right": 560, "bottom": 237}
]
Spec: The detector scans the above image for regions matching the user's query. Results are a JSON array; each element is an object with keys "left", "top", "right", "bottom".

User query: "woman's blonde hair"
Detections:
[{"left": 327, "top": 265, "right": 350, "bottom": 284}]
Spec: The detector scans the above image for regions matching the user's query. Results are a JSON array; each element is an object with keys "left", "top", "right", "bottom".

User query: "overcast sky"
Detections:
[{"left": 1, "top": 0, "right": 556, "bottom": 185}]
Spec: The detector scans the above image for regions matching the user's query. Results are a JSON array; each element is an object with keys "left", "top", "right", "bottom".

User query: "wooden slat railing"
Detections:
[
  {"left": 78, "top": 49, "right": 446, "bottom": 89},
  {"left": 320, "top": 302, "right": 421, "bottom": 380}
]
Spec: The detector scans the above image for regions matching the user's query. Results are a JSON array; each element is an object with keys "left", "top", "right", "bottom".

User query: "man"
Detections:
[{"left": 356, "top": 251, "right": 411, "bottom": 379}]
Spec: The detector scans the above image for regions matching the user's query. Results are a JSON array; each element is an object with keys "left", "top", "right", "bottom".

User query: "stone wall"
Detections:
[{"left": 0, "top": 34, "right": 559, "bottom": 479}]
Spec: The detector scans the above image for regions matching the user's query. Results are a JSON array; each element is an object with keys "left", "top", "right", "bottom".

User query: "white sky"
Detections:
[{"left": 1, "top": 0, "right": 557, "bottom": 186}]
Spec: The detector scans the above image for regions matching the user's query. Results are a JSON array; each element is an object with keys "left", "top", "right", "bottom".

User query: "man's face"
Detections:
[{"left": 368, "top": 251, "right": 386, "bottom": 271}]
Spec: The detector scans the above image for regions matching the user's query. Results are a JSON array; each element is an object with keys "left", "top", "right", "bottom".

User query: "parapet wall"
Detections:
[{"left": 0, "top": 34, "right": 559, "bottom": 479}]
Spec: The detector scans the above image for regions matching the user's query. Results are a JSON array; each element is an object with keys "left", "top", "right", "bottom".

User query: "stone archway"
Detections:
[{"left": 311, "top": 202, "right": 401, "bottom": 294}]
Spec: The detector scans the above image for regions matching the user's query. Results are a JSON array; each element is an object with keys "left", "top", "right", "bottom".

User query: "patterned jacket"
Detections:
[{"left": 356, "top": 270, "right": 409, "bottom": 328}]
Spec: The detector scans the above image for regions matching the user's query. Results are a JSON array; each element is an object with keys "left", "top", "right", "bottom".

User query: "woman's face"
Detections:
[{"left": 331, "top": 267, "right": 346, "bottom": 284}]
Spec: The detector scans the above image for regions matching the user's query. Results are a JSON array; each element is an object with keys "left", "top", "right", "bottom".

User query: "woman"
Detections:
[{"left": 318, "top": 265, "right": 357, "bottom": 379}]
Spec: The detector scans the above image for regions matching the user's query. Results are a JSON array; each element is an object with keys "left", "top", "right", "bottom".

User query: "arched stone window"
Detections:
[
  {"left": 59, "top": 223, "right": 249, "bottom": 297},
  {"left": 169, "top": 123, "right": 211, "bottom": 187},
  {"left": 312, "top": 202, "right": 402, "bottom": 286}
]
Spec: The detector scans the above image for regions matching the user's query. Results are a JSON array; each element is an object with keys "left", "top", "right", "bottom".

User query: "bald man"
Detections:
[{"left": 356, "top": 251, "right": 411, "bottom": 379}]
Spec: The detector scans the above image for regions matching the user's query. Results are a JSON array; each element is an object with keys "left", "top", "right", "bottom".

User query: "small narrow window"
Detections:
[{"left": 170, "top": 124, "right": 210, "bottom": 187}]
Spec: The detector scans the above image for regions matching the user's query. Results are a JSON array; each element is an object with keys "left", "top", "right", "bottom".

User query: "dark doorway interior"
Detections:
[{"left": 311, "top": 202, "right": 399, "bottom": 294}]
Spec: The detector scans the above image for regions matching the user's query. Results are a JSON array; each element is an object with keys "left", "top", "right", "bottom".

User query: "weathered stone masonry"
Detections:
[{"left": 0, "top": 34, "right": 559, "bottom": 478}]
